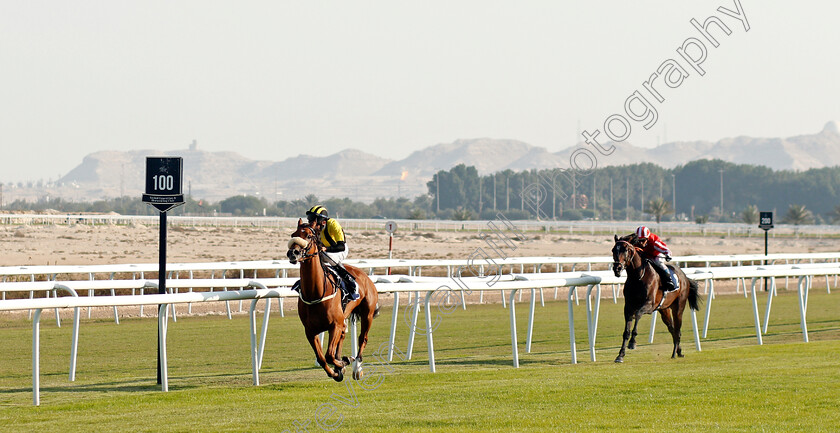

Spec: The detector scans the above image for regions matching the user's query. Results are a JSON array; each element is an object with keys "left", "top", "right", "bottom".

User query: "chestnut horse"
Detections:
[
  {"left": 611, "top": 234, "right": 700, "bottom": 363},
  {"left": 286, "top": 219, "right": 379, "bottom": 381}
]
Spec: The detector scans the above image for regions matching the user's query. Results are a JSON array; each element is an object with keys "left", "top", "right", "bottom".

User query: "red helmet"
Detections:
[{"left": 635, "top": 226, "right": 650, "bottom": 239}]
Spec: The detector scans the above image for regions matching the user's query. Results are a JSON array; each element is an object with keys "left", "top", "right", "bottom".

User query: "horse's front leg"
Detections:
[
  {"left": 615, "top": 308, "right": 637, "bottom": 363},
  {"left": 325, "top": 323, "right": 348, "bottom": 382},
  {"left": 307, "top": 330, "right": 338, "bottom": 380},
  {"left": 628, "top": 312, "right": 642, "bottom": 350},
  {"left": 335, "top": 318, "right": 349, "bottom": 365}
]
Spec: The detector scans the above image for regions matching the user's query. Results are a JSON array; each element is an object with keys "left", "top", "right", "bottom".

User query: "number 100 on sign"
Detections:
[
  {"left": 145, "top": 157, "right": 183, "bottom": 195},
  {"left": 151, "top": 174, "right": 175, "bottom": 192}
]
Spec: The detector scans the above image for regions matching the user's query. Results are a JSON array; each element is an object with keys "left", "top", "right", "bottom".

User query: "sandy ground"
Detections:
[
  {"left": 2, "top": 222, "right": 838, "bottom": 267},
  {"left": 1, "top": 222, "right": 837, "bottom": 318}
]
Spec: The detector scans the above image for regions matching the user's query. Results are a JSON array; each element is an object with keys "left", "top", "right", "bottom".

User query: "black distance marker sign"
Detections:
[
  {"left": 142, "top": 157, "right": 184, "bottom": 213},
  {"left": 758, "top": 211, "right": 773, "bottom": 230}
]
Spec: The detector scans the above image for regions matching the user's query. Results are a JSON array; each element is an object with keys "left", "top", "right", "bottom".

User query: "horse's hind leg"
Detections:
[
  {"left": 659, "top": 307, "right": 679, "bottom": 358},
  {"left": 356, "top": 310, "right": 374, "bottom": 360},
  {"left": 671, "top": 305, "right": 685, "bottom": 358},
  {"left": 354, "top": 287, "right": 378, "bottom": 361}
]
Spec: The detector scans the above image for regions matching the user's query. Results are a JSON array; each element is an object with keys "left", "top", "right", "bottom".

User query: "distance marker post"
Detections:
[
  {"left": 142, "top": 157, "right": 185, "bottom": 385},
  {"left": 759, "top": 211, "right": 774, "bottom": 291}
]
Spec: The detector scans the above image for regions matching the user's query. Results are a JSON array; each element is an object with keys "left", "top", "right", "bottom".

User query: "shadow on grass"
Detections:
[{"left": 1, "top": 377, "right": 177, "bottom": 395}]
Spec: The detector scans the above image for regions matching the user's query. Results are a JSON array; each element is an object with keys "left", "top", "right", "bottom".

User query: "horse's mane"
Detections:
[{"left": 618, "top": 233, "right": 638, "bottom": 244}]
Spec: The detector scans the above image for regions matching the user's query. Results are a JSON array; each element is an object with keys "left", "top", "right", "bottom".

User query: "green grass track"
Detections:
[{"left": 1, "top": 289, "right": 839, "bottom": 432}]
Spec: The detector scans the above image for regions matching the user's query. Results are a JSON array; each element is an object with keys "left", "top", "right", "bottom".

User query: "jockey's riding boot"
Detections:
[
  {"left": 336, "top": 264, "right": 359, "bottom": 301},
  {"left": 649, "top": 259, "right": 676, "bottom": 293}
]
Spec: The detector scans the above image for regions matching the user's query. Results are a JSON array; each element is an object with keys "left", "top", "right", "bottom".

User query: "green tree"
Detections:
[
  {"left": 645, "top": 198, "right": 671, "bottom": 224},
  {"left": 408, "top": 208, "right": 426, "bottom": 219},
  {"left": 452, "top": 207, "right": 472, "bottom": 221},
  {"left": 303, "top": 194, "right": 320, "bottom": 208},
  {"left": 427, "top": 164, "right": 480, "bottom": 212},
  {"left": 828, "top": 205, "right": 840, "bottom": 224},
  {"left": 742, "top": 205, "right": 759, "bottom": 225},
  {"left": 220, "top": 195, "right": 265, "bottom": 215},
  {"left": 782, "top": 204, "right": 814, "bottom": 225}
]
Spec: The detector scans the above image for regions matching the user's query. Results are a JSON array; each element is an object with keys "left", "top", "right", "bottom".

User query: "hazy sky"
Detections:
[{"left": 1, "top": 1, "right": 838, "bottom": 183}]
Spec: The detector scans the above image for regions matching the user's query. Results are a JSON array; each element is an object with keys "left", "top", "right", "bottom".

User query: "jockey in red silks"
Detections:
[{"left": 634, "top": 226, "right": 676, "bottom": 293}]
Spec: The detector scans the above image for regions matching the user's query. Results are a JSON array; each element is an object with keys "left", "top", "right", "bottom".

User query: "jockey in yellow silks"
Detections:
[{"left": 306, "top": 205, "right": 359, "bottom": 301}]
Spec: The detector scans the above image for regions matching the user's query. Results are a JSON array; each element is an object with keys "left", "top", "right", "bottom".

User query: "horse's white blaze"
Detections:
[{"left": 287, "top": 237, "right": 307, "bottom": 249}]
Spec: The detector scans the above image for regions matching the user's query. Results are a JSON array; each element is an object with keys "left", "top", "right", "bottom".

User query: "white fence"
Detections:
[{"left": 1, "top": 256, "right": 838, "bottom": 406}]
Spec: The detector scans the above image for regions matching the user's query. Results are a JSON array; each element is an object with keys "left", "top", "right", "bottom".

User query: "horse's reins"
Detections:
[{"left": 291, "top": 227, "right": 340, "bottom": 305}]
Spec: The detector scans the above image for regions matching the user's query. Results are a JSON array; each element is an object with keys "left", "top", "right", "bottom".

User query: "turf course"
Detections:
[{"left": 1, "top": 289, "right": 839, "bottom": 432}]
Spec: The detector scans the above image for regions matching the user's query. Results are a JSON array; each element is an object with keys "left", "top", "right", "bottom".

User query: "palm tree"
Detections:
[
  {"left": 452, "top": 207, "right": 472, "bottom": 221},
  {"left": 782, "top": 204, "right": 814, "bottom": 225},
  {"left": 645, "top": 198, "right": 672, "bottom": 224},
  {"left": 304, "top": 194, "right": 319, "bottom": 208},
  {"left": 741, "top": 205, "right": 759, "bottom": 225}
]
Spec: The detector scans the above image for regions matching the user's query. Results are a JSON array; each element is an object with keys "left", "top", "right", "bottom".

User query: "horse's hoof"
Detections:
[
  {"left": 614, "top": 357, "right": 624, "bottom": 363},
  {"left": 342, "top": 356, "right": 352, "bottom": 365},
  {"left": 628, "top": 342, "right": 636, "bottom": 350},
  {"left": 333, "top": 368, "right": 344, "bottom": 382}
]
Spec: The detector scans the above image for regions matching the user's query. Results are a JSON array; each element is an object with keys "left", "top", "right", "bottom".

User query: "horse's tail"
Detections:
[
  {"left": 373, "top": 303, "right": 381, "bottom": 319},
  {"left": 687, "top": 278, "right": 702, "bottom": 311}
]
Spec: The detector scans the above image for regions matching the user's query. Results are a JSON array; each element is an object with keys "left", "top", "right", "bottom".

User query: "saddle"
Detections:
[
  {"left": 323, "top": 264, "right": 354, "bottom": 310},
  {"left": 644, "top": 258, "right": 680, "bottom": 292},
  {"left": 653, "top": 265, "right": 680, "bottom": 311}
]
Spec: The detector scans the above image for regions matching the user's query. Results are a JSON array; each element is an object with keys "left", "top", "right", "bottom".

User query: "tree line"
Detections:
[
  {"left": 425, "top": 160, "right": 840, "bottom": 224},
  {"left": 4, "top": 159, "right": 840, "bottom": 224}
]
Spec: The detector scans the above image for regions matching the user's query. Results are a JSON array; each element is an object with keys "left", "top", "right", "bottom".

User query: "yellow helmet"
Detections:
[{"left": 306, "top": 205, "right": 329, "bottom": 221}]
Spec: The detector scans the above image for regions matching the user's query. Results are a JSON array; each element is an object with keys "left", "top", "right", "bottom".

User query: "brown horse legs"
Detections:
[
  {"left": 355, "top": 312, "right": 374, "bottom": 362},
  {"left": 660, "top": 307, "right": 684, "bottom": 358},
  {"left": 307, "top": 325, "right": 349, "bottom": 382},
  {"left": 615, "top": 310, "right": 643, "bottom": 363}
]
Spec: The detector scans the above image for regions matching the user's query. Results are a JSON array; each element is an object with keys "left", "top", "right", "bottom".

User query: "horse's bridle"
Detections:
[
  {"left": 287, "top": 225, "right": 320, "bottom": 263},
  {"left": 613, "top": 240, "right": 643, "bottom": 277},
  {"left": 287, "top": 224, "right": 340, "bottom": 305}
]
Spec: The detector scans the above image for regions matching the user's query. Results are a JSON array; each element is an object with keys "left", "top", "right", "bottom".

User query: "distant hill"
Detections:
[
  {"left": 555, "top": 121, "right": 840, "bottom": 170},
  {"left": 57, "top": 147, "right": 395, "bottom": 202},
  {"left": 29, "top": 121, "right": 840, "bottom": 203},
  {"left": 379, "top": 121, "right": 840, "bottom": 176}
]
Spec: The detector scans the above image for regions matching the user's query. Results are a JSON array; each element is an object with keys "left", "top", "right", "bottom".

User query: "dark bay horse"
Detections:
[
  {"left": 611, "top": 234, "right": 701, "bottom": 363},
  {"left": 287, "top": 219, "right": 379, "bottom": 381}
]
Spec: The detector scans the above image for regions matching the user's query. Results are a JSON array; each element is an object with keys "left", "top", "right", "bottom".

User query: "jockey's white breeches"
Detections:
[{"left": 324, "top": 248, "right": 348, "bottom": 265}]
